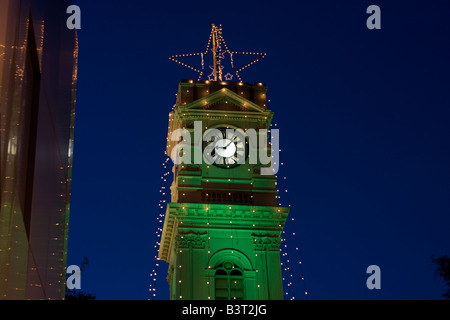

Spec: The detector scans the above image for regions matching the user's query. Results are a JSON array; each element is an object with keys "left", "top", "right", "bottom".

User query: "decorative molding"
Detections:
[
  {"left": 208, "top": 248, "right": 253, "bottom": 270},
  {"left": 183, "top": 88, "right": 266, "bottom": 113},
  {"left": 159, "top": 203, "right": 289, "bottom": 262},
  {"left": 252, "top": 233, "right": 281, "bottom": 251},
  {"left": 175, "top": 231, "right": 207, "bottom": 249},
  {"left": 173, "top": 203, "right": 289, "bottom": 220}
]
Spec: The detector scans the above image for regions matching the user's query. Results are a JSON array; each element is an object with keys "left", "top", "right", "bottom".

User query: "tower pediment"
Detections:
[{"left": 183, "top": 88, "right": 266, "bottom": 113}]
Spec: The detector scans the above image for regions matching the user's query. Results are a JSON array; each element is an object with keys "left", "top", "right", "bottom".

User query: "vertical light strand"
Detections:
[
  {"left": 148, "top": 154, "right": 171, "bottom": 299},
  {"left": 271, "top": 121, "right": 309, "bottom": 300}
]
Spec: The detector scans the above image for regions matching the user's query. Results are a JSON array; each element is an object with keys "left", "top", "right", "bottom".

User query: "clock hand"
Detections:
[{"left": 224, "top": 135, "right": 236, "bottom": 148}]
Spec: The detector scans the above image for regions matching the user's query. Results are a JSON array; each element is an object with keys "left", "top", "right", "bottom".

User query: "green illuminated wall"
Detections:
[{"left": 159, "top": 80, "right": 289, "bottom": 300}]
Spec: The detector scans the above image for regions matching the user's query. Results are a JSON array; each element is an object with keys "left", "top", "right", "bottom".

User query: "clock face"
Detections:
[
  {"left": 203, "top": 127, "right": 247, "bottom": 168},
  {"left": 215, "top": 138, "right": 237, "bottom": 159}
]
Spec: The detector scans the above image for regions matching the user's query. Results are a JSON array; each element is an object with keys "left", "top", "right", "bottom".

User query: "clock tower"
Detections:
[{"left": 158, "top": 25, "right": 289, "bottom": 300}]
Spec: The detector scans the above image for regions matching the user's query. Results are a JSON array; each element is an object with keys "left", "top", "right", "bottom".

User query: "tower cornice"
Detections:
[{"left": 158, "top": 202, "right": 289, "bottom": 262}]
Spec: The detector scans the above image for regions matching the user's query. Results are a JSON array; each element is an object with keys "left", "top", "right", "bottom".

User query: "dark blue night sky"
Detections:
[{"left": 67, "top": 0, "right": 450, "bottom": 299}]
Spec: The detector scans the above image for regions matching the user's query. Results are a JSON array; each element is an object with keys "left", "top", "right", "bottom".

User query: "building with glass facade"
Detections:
[{"left": 0, "top": 0, "right": 78, "bottom": 299}]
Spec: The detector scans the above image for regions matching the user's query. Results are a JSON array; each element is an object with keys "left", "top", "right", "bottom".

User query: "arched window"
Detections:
[{"left": 215, "top": 261, "right": 244, "bottom": 300}]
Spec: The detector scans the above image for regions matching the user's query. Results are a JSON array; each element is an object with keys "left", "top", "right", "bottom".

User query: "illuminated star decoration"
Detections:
[{"left": 169, "top": 24, "right": 266, "bottom": 82}]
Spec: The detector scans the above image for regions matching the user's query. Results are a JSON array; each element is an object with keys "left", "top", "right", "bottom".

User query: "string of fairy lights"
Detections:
[
  {"left": 147, "top": 97, "right": 309, "bottom": 300},
  {"left": 270, "top": 123, "right": 309, "bottom": 299},
  {"left": 148, "top": 155, "right": 171, "bottom": 299},
  {"left": 169, "top": 24, "right": 266, "bottom": 82}
]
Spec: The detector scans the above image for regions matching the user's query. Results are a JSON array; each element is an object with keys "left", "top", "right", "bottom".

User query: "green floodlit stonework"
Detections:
[
  {"left": 160, "top": 203, "right": 289, "bottom": 300},
  {"left": 159, "top": 80, "right": 289, "bottom": 300}
]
